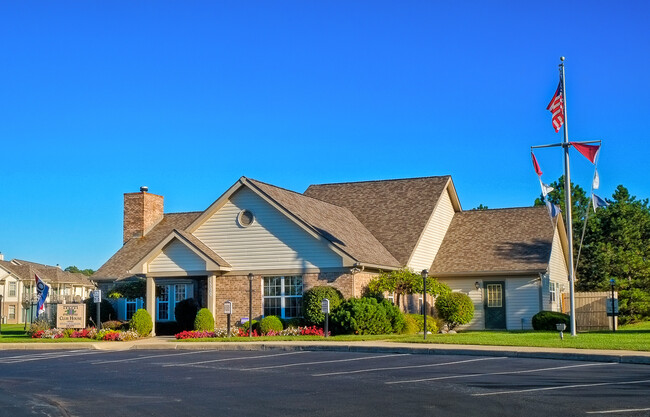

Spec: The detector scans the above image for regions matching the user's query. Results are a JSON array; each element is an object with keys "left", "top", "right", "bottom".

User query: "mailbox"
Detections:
[
  {"left": 224, "top": 301, "right": 232, "bottom": 315},
  {"left": 321, "top": 298, "right": 330, "bottom": 314}
]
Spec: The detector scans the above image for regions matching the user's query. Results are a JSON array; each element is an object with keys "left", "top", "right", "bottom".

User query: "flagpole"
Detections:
[{"left": 560, "top": 57, "right": 577, "bottom": 337}]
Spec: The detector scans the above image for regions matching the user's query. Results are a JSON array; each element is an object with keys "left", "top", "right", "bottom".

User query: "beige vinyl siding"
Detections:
[
  {"left": 193, "top": 187, "right": 343, "bottom": 271},
  {"left": 148, "top": 240, "right": 207, "bottom": 273},
  {"left": 547, "top": 227, "right": 569, "bottom": 312},
  {"left": 408, "top": 189, "right": 456, "bottom": 272},
  {"left": 438, "top": 278, "right": 484, "bottom": 330},
  {"left": 505, "top": 277, "right": 541, "bottom": 330}
]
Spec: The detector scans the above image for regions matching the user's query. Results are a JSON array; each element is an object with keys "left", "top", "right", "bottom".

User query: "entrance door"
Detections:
[{"left": 484, "top": 281, "right": 506, "bottom": 329}]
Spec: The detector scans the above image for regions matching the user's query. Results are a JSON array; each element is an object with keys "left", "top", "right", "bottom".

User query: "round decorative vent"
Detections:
[{"left": 238, "top": 209, "right": 255, "bottom": 227}]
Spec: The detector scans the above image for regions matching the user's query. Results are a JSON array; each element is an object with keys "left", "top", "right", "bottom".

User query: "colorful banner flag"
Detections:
[
  {"left": 531, "top": 151, "right": 543, "bottom": 176},
  {"left": 592, "top": 193, "right": 609, "bottom": 212},
  {"left": 592, "top": 169, "right": 600, "bottom": 190},
  {"left": 35, "top": 274, "right": 50, "bottom": 318},
  {"left": 547, "top": 80, "right": 565, "bottom": 133},
  {"left": 571, "top": 142, "right": 600, "bottom": 164},
  {"left": 539, "top": 178, "right": 554, "bottom": 198}
]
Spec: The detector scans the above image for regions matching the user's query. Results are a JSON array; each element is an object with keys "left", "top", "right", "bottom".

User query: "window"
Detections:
[
  {"left": 263, "top": 276, "right": 303, "bottom": 318},
  {"left": 550, "top": 281, "right": 558, "bottom": 303},
  {"left": 126, "top": 299, "right": 137, "bottom": 320},
  {"left": 8, "top": 305, "right": 15, "bottom": 319},
  {"left": 9, "top": 282, "right": 16, "bottom": 297},
  {"left": 158, "top": 286, "right": 169, "bottom": 320},
  {"left": 175, "top": 285, "right": 186, "bottom": 304},
  {"left": 486, "top": 284, "right": 503, "bottom": 308}
]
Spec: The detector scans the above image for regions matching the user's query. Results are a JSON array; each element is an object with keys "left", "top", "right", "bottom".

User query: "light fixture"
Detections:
[{"left": 475, "top": 281, "right": 481, "bottom": 291}]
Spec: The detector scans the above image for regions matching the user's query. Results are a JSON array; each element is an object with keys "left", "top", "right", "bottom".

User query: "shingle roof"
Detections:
[
  {"left": 93, "top": 212, "right": 202, "bottom": 281},
  {"left": 1, "top": 259, "right": 94, "bottom": 286},
  {"left": 430, "top": 206, "right": 555, "bottom": 276},
  {"left": 247, "top": 178, "right": 401, "bottom": 267},
  {"left": 304, "top": 176, "right": 452, "bottom": 265}
]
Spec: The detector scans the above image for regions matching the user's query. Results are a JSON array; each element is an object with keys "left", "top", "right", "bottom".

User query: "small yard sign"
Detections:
[
  {"left": 93, "top": 290, "right": 102, "bottom": 303},
  {"left": 321, "top": 298, "right": 330, "bottom": 314},
  {"left": 606, "top": 298, "right": 619, "bottom": 316},
  {"left": 56, "top": 304, "right": 86, "bottom": 329}
]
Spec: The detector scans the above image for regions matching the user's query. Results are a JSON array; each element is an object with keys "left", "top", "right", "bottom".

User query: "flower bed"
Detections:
[
  {"left": 175, "top": 326, "right": 329, "bottom": 339},
  {"left": 30, "top": 327, "right": 140, "bottom": 341}
]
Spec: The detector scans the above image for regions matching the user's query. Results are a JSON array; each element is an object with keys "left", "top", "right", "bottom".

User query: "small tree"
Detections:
[
  {"left": 435, "top": 292, "right": 474, "bottom": 330},
  {"left": 129, "top": 309, "right": 153, "bottom": 336},
  {"left": 367, "top": 268, "right": 451, "bottom": 309},
  {"left": 303, "top": 286, "right": 344, "bottom": 325}
]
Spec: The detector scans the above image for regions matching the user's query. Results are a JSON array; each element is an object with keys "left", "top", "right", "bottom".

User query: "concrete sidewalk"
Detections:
[{"left": 2, "top": 337, "right": 650, "bottom": 365}]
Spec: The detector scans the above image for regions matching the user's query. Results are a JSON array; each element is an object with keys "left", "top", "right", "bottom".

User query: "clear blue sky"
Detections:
[{"left": 1, "top": 1, "right": 648, "bottom": 270}]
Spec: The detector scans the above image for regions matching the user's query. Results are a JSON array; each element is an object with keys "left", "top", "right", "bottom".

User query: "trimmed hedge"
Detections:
[
  {"left": 435, "top": 292, "right": 474, "bottom": 330},
  {"left": 194, "top": 308, "right": 215, "bottom": 331},
  {"left": 331, "top": 297, "right": 406, "bottom": 335},
  {"left": 404, "top": 314, "right": 438, "bottom": 334},
  {"left": 175, "top": 298, "right": 199, "bottom": 331},
  {"left": 129, "top": 309, "right": 153, "bottom": 336},
  {"left": 532, "top": 311, "right": 571, "bottom": 331},
  {"left": 303, "top": 286, "right": 344, "bottom": 326},
  {"left": 259, "top": 315, "right": 284, "bottom": 334}
]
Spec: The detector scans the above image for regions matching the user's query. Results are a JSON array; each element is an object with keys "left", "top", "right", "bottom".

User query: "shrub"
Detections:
[
  {"left": 303, "top": 286, "right": 344, "bottom": 326},
  {"left": 532, "top": 311, "right": 571, "bottom": 331},
  {"left": 259, "top": 315, "right": 284, "bottom": 334},
  {"left": 404, "top": 314, "right": 438, "bottom": 334},
  {"left": 194, "top": 308, "right": 215, "bottom": 331},
  {"left": 129, "top": 309, "right": 153, "bottom": 336},
  {"left": 281, "top": 317, "right": 303, "bottom": 328},
  {"left": 102, "top": 320, "right": 127, "bottom": 331},
  {"left": 27, "top": 317, "right": 52, "bottom": 336},
  {"left": 240, "top": 320, "right": 259, "bottom": 333},
  {"left": 175, "top": 298, "right": 199, "bottom": 331},
  {"left": 435, "top": 292, "right": 474, "bottom": 330},
  {"left": 86, "top": 298, "right": 117, "bottom": 326},
  {"left": 331, "top": 297, "right": 405, "bottom": 335}
]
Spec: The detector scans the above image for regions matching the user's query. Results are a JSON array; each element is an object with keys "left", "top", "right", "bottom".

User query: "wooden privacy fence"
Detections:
[{"left": 562, "top": 291, "right": 617, "bottom": 331}]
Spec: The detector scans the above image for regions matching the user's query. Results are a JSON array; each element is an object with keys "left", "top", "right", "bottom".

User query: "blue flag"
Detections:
[
  {"left": 35, "top": 274, "right": 50, "bottom": 318},
  {"left": 546, "top": 201, "right": 561, "bottom": 219},
  {"left": 592, "top": 193, "right": 609, "bottom": 212}
]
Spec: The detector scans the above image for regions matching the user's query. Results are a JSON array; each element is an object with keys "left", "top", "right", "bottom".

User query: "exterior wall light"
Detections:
[{"left": 475, "top": 281, "right": 481, "bottom": 291}]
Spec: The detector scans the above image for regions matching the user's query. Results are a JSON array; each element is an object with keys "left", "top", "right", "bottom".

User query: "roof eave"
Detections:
[{"left": 432, "top": 269, "right": 546, "bottom": 278}]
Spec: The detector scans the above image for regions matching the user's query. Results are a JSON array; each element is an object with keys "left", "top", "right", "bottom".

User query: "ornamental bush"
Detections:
[
  {"left": 330, "top": 297, "right": 405, "bottom": 335},
  {"left": 259, "top": 315, "right": 284, "bottom": 334},
  {"left": 175, "top": 298, "right": 199, "bottom": 331},
  {"left": 129, "top": 309, "right": 153, "bottom": 336},
  {"left": 532, "top": 311, "right": 571, "bottom": 331},
  {"left": 194, "top": 308, "right": 215, "bottom": 331},
  {"left": 303, "top": 286, "right": 344, "bottom": 326},
  {"left": 241, "top": 319, "right": 258, "bottom": 333},
  {"left": 404, "top": 314, "right": 438, "bottom": 334},
  {"left": 435, "top": 292, "right": 474, "bottom": 330}
]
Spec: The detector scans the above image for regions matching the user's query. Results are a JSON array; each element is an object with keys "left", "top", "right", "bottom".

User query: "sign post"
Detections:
[
  {"left": 224, "top": 301, "right": 232, "bottom": 337},
  {"left": 607, "top": 279, "right": 618, "bottom": 332},
  {"left": 321, "top": 298, "right": 330, "bottom": 338},
  {"left": 93, "top": 290, "right": 102, "bottom": 329}
]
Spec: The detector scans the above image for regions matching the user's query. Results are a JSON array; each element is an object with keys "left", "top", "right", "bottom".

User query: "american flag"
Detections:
[{"left": 546, "top": 80, "right": 564, "bottom": 132}]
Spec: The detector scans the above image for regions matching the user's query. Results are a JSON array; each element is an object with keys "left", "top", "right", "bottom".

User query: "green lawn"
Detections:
[{"left": 0, "top": 324, "right": 90, "bottom": 343}]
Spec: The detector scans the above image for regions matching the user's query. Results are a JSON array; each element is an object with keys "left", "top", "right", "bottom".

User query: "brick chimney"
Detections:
[{"left": 123, "top": 186, "right": 164, "bottom": 244}]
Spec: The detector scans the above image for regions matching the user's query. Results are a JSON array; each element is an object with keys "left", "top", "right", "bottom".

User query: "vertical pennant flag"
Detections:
[
  {"left": 571, "top": 142, "right": 600, "bottom": 164},
  {"left": 592, "top": 194, "right": 609, "bottom": 212},
  {"left": 539, "top": 178, "right": 554, "bottom": 198},
  {"left": 531, "top": 151, "right": 543, "bottom": 176},
  {"left": 592, "top": 169, "right": 600, "bottom": 190},
  {"left": 546, "top": 201, "right": 561, "bottom": 219},
  {"left": 547, "top": 79, "right": 565, "bottom": 132},
  {"left": 35, "top": 274, "right": 50, "bottom": 318}
]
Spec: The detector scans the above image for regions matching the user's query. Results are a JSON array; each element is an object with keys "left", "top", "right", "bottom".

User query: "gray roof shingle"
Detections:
[{"left": 304, "top": 176, "right": 452, "bottom": 265}]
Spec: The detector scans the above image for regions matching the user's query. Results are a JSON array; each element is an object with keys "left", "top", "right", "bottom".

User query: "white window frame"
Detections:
[
  {"left": 263, "top": 276, "right": 303, "bottom": 319},
  {"left": 8, "top": 305, "right": 16, "bottom": 319},
  {"left": 550, "top": 281, "right": 558, "bottom": 304},
  {"left": 8, "top": 281, "right": 16, "bottom": 297}
]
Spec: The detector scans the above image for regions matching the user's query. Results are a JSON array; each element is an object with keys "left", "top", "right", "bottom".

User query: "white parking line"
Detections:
[
  {"left": 242, "top": 353, "right": 404, "bottom": 371},
  {"left": 472, "top": 378, "right": 650, "bottom": 396},
  {"left": 92, "top": 350, "right": 211, "bottom": 365},
  {"left": 386, "top": 362, "right": 614, "bottom": 385},
  {"left": 586, "top": 407, "right": 650, "bottom": 414},
  {"left": 2, "top": 350, "right": 103, "bottom": 364},
  {"left": 313, "top": 357, "right": 506, "bottom": 377},
  {"left": 0, "top": 350, "right": 91, "bottom": 361},
  {"left": 163, "top": 351, "right": 309, "bottom": 367}
]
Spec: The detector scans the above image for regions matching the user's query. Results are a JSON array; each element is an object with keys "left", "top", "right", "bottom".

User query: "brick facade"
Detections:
[{"left": 123, "top": 191, "right": 164, "bottom": 244}]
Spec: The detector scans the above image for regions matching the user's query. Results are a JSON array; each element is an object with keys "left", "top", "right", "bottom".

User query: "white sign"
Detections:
[
  {"left": 93, "top": 290, "right": 102, "bottom": 303},
  {"left": 224, "top": 301, "right": 232, "bottom": 315},
  {"left": 321, "top": 298, "right": 330, "bottom": 314}
]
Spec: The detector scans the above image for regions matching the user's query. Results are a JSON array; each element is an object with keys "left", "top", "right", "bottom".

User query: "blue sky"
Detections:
[{"left": 1, "top": 1, "right": 648, "bottom": 270}]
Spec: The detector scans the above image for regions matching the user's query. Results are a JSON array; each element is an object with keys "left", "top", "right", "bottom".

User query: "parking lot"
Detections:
[{"left": 1, "top": 348, "right": 649, "bottom": 416}]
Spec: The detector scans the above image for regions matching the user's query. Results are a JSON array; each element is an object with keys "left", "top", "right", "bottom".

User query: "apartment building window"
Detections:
[
  {"left": 157, "top": 286, "right": 169, "bottom": 321},
  {"left": 8, "top": 305, "right": 16, "bottom": 319},
  {"left": 9, "top": 282, "right": 16, "bottom": 297}
]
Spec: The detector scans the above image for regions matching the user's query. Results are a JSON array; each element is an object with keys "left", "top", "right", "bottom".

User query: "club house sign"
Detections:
[{"left": 56, "top": 304, "right": 86, "bottom": 329}]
